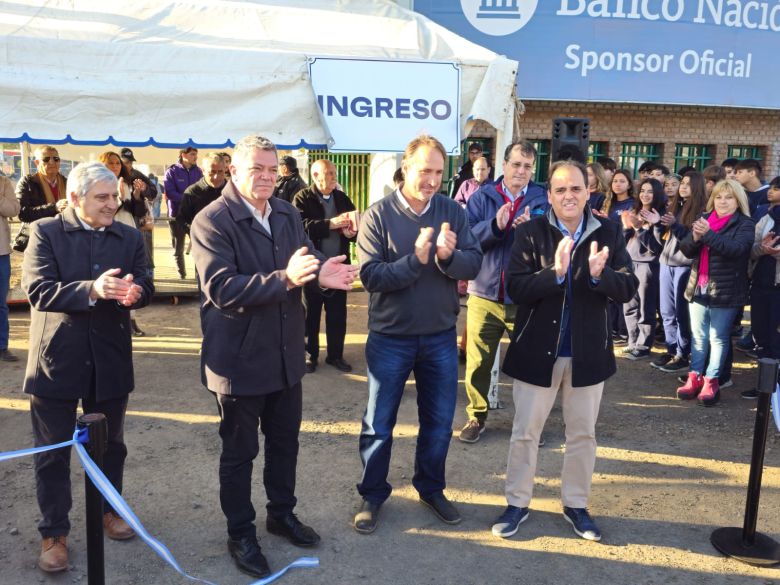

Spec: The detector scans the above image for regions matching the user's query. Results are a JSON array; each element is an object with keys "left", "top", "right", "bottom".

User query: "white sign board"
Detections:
[{"left": 309, "top": 57, "right": 461, "bottom": 153}]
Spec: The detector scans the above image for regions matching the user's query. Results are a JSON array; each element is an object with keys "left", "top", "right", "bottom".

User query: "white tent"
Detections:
[{"left": 0, "top": 0, "right": 518, "bottom": 161}]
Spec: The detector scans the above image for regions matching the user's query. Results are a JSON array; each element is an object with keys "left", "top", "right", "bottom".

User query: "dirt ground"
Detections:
[{"left": 1, "top": 290, "right": 780, "bottom": 585}]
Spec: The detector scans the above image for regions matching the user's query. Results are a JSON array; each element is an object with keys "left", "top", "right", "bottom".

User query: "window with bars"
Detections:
[
  {"left": 727, "top": 145, "right": 762, "bottom": 161},
  {"left": 673, "top": 144, "right": 713, "bottom": 172},
  {"left": 587, "top": 142, "right": 608, "bottom": 163},
  {"left": 529, "top": 139, "right": 550, "bottom": 184},
  {"left": 619, "top": 143, "right": 660, "bottom": 178}
]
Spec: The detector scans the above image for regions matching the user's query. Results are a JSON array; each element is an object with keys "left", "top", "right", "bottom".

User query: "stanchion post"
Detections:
[
  {"left": 711, "top": 358, "right": 780, "bottom": 566},
  {"left": 77, "top": 413, "right": 107, "bottom": 585}
]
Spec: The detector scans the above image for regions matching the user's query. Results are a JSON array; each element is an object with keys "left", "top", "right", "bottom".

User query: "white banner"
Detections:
[{"left": 309, "top": 57, "right": 461, "bottom": 153}]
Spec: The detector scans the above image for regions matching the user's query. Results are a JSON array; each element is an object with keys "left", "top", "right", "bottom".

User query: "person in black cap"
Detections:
[
  {"left": 119, "top": 148, "right": 157, "bottom": 201},
  {"left": 273, "top": 155, "right": 307, "bottom": 203}
]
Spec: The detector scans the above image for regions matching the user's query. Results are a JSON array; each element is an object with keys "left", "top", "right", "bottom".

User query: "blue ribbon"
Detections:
[
  {"left": 0, "top": 428, "right": 87, "bottom": 462},
  {"left": 0, "top": 427, "right": 319, "bottom": 585}
]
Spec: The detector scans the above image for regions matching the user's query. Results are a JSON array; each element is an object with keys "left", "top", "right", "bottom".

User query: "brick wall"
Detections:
[{"left": 498, "top": 101, "right": 779, "bottom": 178}]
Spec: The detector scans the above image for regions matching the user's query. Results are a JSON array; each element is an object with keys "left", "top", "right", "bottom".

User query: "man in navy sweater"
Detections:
[{"left": 353, "top": 135, "right": 482, "bottom": 534}]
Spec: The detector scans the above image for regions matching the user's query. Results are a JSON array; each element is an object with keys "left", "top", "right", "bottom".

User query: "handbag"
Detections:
[
  {"left": 136, "top": 202, "right": 155, "bottom": 232},
  {"left": 12, "top": 223, "right": 30, "bottom": 253}
]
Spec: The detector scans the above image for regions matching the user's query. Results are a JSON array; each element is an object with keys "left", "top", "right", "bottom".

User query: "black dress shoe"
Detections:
[
  {"left": 420, "top": 493, "right": 462, "bottom": 525},
  {"left": 227, "top": 536, "right": 271, "bottom": 579},
  {"left": 266, "top": 513, "right": 320, "bottom": 547},
  {"left": 305, "top": 357, "right": 317, "bottom": 374},
  {"left": 354, "top": 499, "right": 381, "bottom": 534},
  {"left": 325, "top": 357, "right": 352, "bottom": 372}
]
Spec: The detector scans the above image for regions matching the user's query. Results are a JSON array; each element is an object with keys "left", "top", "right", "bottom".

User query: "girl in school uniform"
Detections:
[{"left": 620, "top": 178, "right": 666, "bottom": 360}]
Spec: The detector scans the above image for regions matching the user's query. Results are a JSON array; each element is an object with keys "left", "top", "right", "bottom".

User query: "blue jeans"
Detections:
[
  {"left": 659, "top": 264, "right": 691, "bottom": 357},
  {"left": 357, "top": 328, "right": 458, "bottom": 504},
  {"left": 689, "top": 300, "right": 738, "bottom": 379},
  {"left": 0, "top": 254, "right": 9, "bottom": 350}
]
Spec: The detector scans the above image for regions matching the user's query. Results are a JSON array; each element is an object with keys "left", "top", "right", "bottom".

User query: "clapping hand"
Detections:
[
  {"left": 285, "top": 247, "right": 320, "bottom": 288},
  {"left": 512, "top": 206, "right": 531, "bottom": 228},
  {"left": 588, "top": 241, "right": 609, "bottom": 279},
  {"left": 759, "top": 232, "right": 780, "bottom": 258},
  {"left": 659, "top": 212, "right": 676, "bottom": 227},
  {"left": 496, "top": 202, "right": 512, "bottom": 230},
  {"left": 692, "top": 217, "right": 710, "bottom": 241},
  {"left": 554, "top": 236, "right": 574, "bottom": 279},
  {"left": 640, "top": 208, "right": 661, "bottom": 225},
  {"left": 90, "top": 268, "right": 143, "bottom": 306},
  {"left": 415, "top": 227, "right": 434, "bottom": 265},
  {"left": 436, "top": 222, "right": 457, "bottom": 261},
  {"left": 318, "top": 255, "right": 358, "bottom": 290}
]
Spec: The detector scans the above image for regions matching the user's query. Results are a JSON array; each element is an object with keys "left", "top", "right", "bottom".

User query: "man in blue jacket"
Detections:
[{"left": 459, "top": 141, "right": 547, "bottom": 443}]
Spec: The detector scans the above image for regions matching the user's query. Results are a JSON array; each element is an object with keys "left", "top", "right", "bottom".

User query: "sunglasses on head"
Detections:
[{"left": 42, "top": 156, "right": 60, "bottom": 163}]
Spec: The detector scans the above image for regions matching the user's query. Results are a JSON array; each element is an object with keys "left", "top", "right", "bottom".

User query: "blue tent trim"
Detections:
[{"left": 0, "top": 134, "right": 328, "bottom": 151}]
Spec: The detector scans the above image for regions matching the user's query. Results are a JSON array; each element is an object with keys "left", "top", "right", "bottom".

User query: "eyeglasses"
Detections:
[{"left": 42, "top": 156, "right": 60, "bottom": 163}]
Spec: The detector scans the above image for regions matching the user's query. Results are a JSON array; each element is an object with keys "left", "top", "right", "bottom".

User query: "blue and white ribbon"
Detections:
[
  {"left": 771, "top": 383, "right": 780, "bottom": 432},
  {"left": 0, "top": 427, "right": 319, "bottom": 585}
]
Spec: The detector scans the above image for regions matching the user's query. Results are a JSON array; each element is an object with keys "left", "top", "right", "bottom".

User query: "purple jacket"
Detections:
[{"left": 164, "top": 162, "right": 203, "bottom": 217}]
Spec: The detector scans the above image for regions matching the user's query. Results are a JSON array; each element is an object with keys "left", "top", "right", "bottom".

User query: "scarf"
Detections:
[
  {"left": 37, "top": 172, "right": 66, "bottom": 205},
  {"left": 697, "top": 212, "right": 733, "bottom": 288}
]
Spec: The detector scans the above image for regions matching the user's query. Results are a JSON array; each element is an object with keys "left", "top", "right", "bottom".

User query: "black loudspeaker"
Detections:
[{"left": 551, "top": 118, "right": 590, "bottom": 163}]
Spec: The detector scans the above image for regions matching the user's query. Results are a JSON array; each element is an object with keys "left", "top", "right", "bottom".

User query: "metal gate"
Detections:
[{"left": 306, "top": 151, "right": 371, "bottom": 211}]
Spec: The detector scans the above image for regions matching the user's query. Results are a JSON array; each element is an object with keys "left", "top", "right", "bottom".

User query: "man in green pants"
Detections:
[{"left": 459, "top": 142, "right": 548, "bottom": 443}]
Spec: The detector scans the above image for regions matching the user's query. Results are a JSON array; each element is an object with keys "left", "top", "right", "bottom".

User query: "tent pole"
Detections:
[{"left": 20, "top": 142, "right": 31, "bottom": 176}]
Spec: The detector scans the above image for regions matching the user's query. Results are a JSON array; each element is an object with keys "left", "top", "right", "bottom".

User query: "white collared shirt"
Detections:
[
  {"left": 240, "top": 197, "right": 273, "bottom": 235},
  {"left": 76, "top": 214, "right": 106, "bottom": 232},
  {"left": 395, "top": 188, "right": 431, "bottom": 216}
]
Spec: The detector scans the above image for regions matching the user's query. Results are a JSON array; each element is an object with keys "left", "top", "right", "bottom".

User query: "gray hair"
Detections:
[
  {"left": 200, "top": 152, "right": 227, "bottom": 169},
  {"left": 33, "top": 145, "right": 58, "bottom": 161},
  {"left": 232, "top": 135, "right": 276, "bottom": 166},
  {"left": 67, "top": 162, "right": 117, "bottom": 200}
]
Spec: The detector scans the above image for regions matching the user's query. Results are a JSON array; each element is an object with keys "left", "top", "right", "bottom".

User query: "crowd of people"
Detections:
[
  {"left": 1, "top": 134, "right": 778, "bottom": 581},
  {"left": 581, "top": 156, "right": 779, "bottom": 406}
]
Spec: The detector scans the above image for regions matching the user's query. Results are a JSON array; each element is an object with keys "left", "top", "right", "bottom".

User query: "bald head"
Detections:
[{"left": 311, "top": 159, "right": 337, "bottom": 195}]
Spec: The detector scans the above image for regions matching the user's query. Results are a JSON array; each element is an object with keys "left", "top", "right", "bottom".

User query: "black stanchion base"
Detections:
[{"left": 711, "top": 527, "right": 780, "bottom": 566}]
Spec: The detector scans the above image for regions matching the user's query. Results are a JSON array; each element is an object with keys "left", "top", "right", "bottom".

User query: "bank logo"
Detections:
[{"left": 460, "top": 0, "right": 538, "bottom": 36}]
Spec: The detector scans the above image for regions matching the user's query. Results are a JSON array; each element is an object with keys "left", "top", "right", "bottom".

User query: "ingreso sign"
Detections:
[
  {"left": 309, "top": 57, "right": 461, "bottom": 153},
  {"left": 416, "top": 0, "right": 780, "bottom": 108}
]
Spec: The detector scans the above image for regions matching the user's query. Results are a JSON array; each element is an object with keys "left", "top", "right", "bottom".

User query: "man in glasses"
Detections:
[{"left": 16, "top": 146, "right": 69, "bottom": 225}]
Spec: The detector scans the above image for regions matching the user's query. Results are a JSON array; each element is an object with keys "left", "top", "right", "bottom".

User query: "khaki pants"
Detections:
[{"left": 505, "top": 357, "right": 604, "bottom": 509}]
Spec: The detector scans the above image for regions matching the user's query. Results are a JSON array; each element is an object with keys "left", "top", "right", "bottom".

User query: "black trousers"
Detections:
[
  {"left": 30, "top": 391, "right": 129, "bottom": 537},
  {"left": 214, "top": 383, "right": 302, "bottom": 539},
  {"left": 169, "top": 220, "right": 186, "bottom": 277},
  {"left": 303, "top": 286, "right": 347, "bottom": 361}
]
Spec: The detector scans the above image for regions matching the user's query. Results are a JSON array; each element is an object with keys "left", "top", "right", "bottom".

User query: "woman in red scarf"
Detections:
[{"left": 676, "top": 180, "right": 754, "bottom": 406}]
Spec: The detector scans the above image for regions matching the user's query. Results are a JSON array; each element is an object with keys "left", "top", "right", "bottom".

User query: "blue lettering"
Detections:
[
  {"left": 351, "top": 97, "right": 372, "bottom": 117},
  {"left": 375, "top": 97, "right": 393, "bottom": 118},
  {"left": 430, "top": 100, "right": 451, "bottom": 120},
  {"left": 396, "top": 98, "right": 411, "bottom": 119},
  {"left": 326, "top": 95, "right": 348, "bottom": 116},
  {"left": 412, "top": 99, "right": 429, "bottom": 119},
  {"left": 318, "top": 95, "right": 451, "bottom": 120}
]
